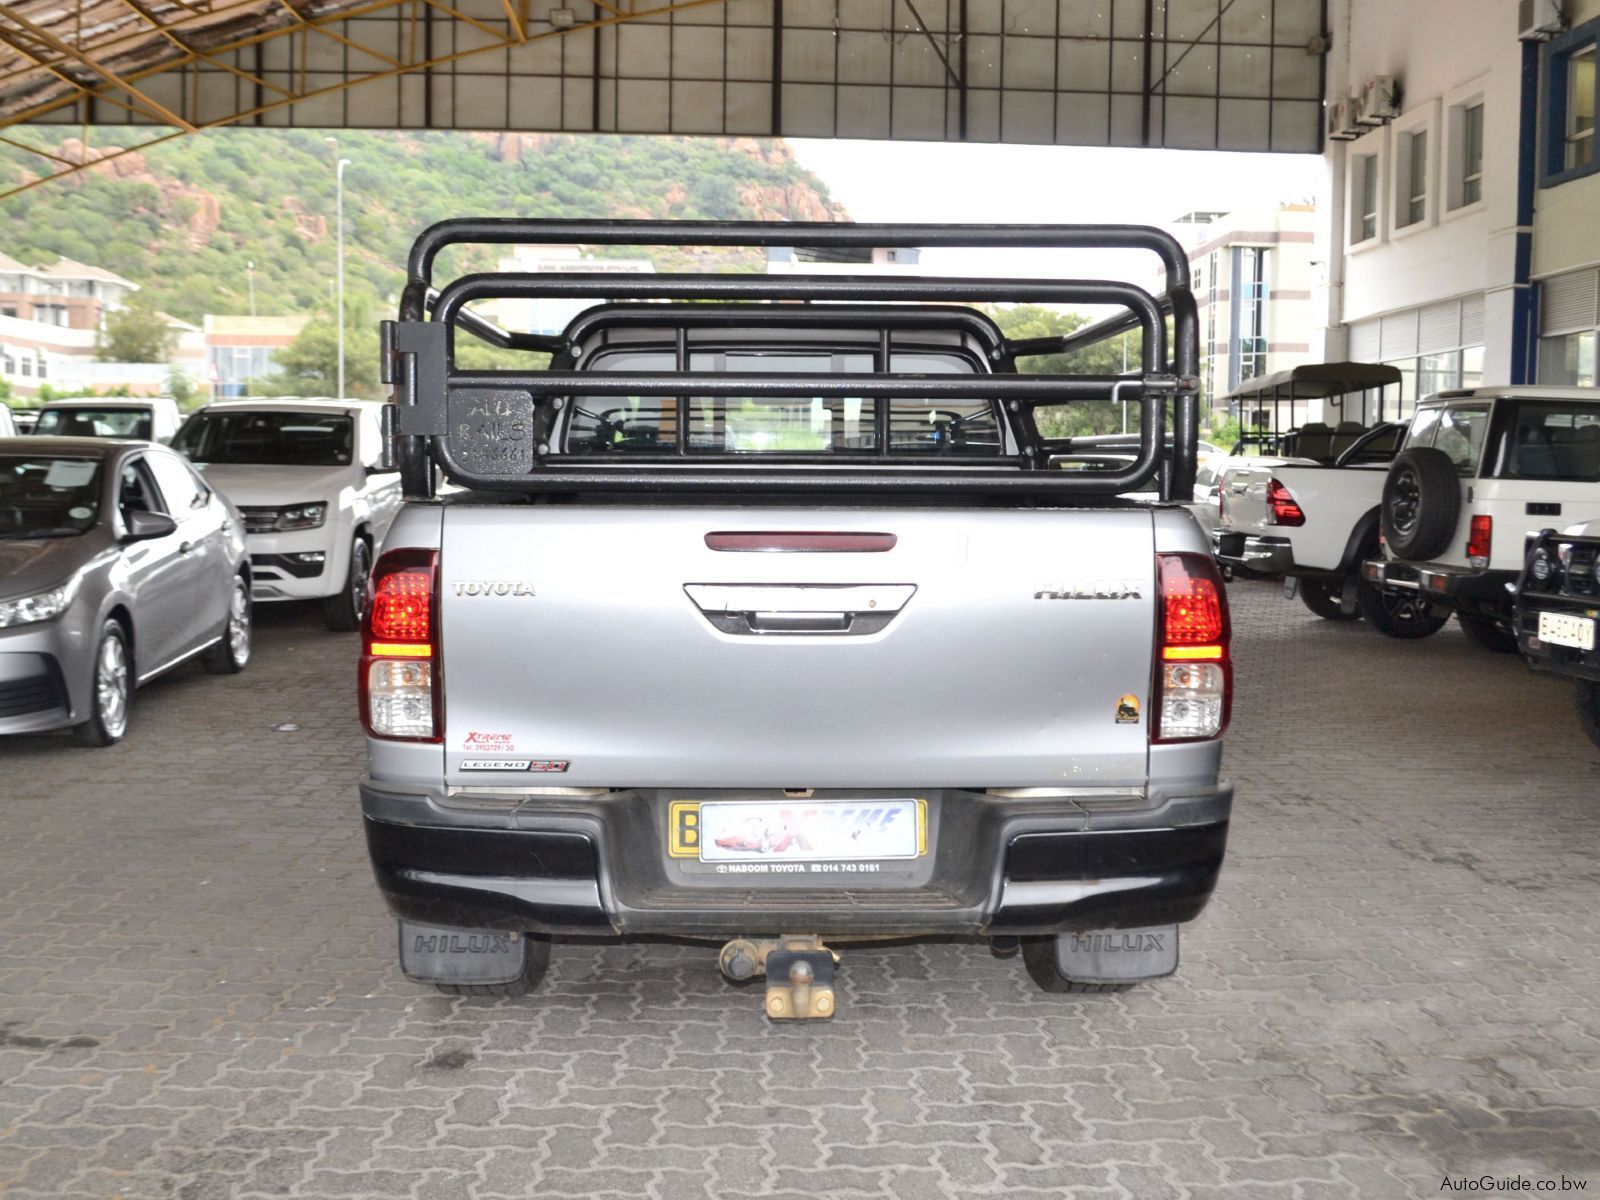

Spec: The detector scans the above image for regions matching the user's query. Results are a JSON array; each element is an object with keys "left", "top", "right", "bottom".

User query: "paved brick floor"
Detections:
[{"left": 2, "top": 580, "right": 1599, "bottom": 1200}]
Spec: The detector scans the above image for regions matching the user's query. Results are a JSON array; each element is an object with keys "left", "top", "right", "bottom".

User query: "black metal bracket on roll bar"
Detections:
[{"left": 387, "top": 219, "right": 1199, "bottom": 501}]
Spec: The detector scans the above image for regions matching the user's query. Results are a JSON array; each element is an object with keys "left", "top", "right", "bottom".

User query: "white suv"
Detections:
[
  {"left": 1363, "top": 386, "right": 1600, "bottom": 650},
  {"left": 172, "top": 399, "right": 401, "bottom": 630}
]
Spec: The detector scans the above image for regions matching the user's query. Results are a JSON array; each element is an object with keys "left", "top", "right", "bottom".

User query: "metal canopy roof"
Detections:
[
  {"left": 1, "top": 0, "right": 1328, "bottom": 199},
  {"left": 1226, "top": 361, "right": 1404, "bottom": 402}
]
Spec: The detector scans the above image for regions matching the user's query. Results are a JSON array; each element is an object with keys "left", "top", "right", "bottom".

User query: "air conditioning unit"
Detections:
[
  {"left": 1326, "top": 96, "right": 1361, "bottom": 141},
  {"left": 1356, "top": 76, "right": 1400, "bottom": 125},
  {"left": 1518, "top": 0, "right": 1566, "bottom": 40}
]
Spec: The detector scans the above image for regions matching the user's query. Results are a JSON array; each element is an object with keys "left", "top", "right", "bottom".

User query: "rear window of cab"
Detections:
[{"left": 564, "top": 349, "right": 1002, "bottom": 456}]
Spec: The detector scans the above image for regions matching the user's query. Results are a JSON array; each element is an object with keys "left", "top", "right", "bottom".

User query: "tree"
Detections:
[
  {"left": 984, "top": 305, "right": 1144, "bottom": 439},
  {"left": 96, "top": 296, "right": 176, "bottom": 364},
  {"left": 249, "top": 314, "right": 381, "bottom": 398},
  {"left": 166, "top": 365, "right": 197, "bottom": 409}
]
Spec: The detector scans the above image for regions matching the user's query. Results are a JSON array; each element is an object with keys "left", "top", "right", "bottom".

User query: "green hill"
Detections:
[{"left": 0, "top": 129, "right": 848, "bottom": 324}]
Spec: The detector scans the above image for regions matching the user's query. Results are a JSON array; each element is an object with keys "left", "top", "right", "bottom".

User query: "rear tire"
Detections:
[
  {"left": 1020, "top": 938, "right": 1135, "bottom": 994},
  {"left": 1381, "top": 447, "right": 1460, "bottom": 561},
  {"left": 203, "top": 575, "right": 252, "bottom": 674},
  {"left": 322, "top": 536, "right": 371, "bottom": 633},
  {"left": 1299, "top": 578, "right": 1359, "bottom": 621},
  {"left": 71, "top": 621, "right": 131, "bottom": 747},
  {"left": 1356, "top": 580, "right": 1449, "bottom": 639},
  {"left": 1457, "top": 611, "right": 1518, "bottom": 654},
  {"left": 432, "top": 935, "right": 552, "bottom": 996},
  {"left": 1577, "top": 681, "right": 1600, "bottom": 750}
]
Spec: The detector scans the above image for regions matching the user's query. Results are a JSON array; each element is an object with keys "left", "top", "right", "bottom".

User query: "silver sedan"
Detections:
[{"left": 0, "top": 437, "right": 252, "bottom": 746}]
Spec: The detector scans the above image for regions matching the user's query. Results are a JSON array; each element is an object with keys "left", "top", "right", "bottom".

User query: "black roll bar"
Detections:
[
  {"left": 429, "top": 273, "right": 1167, "bottom": 375},
  {"left": 402, "top": 218, "right": 1193, "bottom": 310},
  {"left": 386, "top": 219, "right": 1198, "bottom": 501}
]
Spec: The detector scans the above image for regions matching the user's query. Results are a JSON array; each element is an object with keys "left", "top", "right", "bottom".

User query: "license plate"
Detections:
[
  {"left": 1538, "top": 611, "right": 1596, "bottom": 651},
  {"left": 668, "top": 799, "right": 926, "bottom": 862}
]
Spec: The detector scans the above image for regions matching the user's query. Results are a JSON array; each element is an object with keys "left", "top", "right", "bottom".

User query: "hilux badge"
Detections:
[{"left": 1033, "top": 582, "right": 1142, "bottom": 600}]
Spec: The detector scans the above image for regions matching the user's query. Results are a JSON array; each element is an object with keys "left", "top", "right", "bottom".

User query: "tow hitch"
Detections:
[{"left": 719, "top": 935, "right": 839, "bottom": 1020}]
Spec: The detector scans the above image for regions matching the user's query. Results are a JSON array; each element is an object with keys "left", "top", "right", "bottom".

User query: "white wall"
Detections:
[{"left": 1327, "top": 0, "right": 1521, "bottom": 367}]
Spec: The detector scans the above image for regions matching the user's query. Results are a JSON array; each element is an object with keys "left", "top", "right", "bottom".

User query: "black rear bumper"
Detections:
[
  {"left": 361, "top": 783, "right": 1232, "bottom": 939},
  {"left": 1363, "top": 559, "right": 1517, "bottom": 616}
]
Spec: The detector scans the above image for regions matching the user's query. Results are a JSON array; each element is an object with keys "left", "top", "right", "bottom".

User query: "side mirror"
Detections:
[{"left": 123, "top": 509, "right": 177, "bottom": 542}]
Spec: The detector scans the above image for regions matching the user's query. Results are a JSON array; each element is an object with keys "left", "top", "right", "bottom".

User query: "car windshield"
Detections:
[
  {"left": 0, "top": 455, "right": 102, "bottom": 539},
  {"left": 34, "top": 407, "right": 152, "bottom": 440},
  {"left": 1499, "top": 401, "right": 1600, "bottom": 481},
  {"left": 174, "top": 410, "right": 354, "bottom": 466}
]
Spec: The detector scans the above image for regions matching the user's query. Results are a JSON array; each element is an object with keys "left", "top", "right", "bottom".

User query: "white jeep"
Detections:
[
  {"left": 171, "top": 399, "right": 402, "bottom": 630},
  {"left": 1363, "top": 387, "right": 1600, "bottom": 649}
]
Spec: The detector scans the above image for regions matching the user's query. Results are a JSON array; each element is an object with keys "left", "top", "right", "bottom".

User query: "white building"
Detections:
[
  {"left": 1321, "top": 0, "right": 1600, "bottom": 409},
  {"left": 484, "top": 245, "right": 656, "bottom": 339},
  {"left": 1168, "top": 205, "right": 1320, "bottom": 416},
  {"left": 765, "top": 246, "right": 923, "bottom": 275}
]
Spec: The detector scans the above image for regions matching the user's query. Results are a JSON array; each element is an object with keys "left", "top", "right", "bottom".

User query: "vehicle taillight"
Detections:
[
  {"left": 1266, "top": 479, "right": 1305, "bottom": 526},
  {"left": 1467, "top": 514, "right": 1492, "bottom": 569},
  {"left": 360, "top": 548, "right": 441, "bottom": 741},
  {"left": 1153, "top": 553, "right": 1231, "bottom": 743}
]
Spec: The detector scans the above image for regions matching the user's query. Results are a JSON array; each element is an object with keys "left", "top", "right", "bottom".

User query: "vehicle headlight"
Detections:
[
  {"left": 276, "top": 502, "right": 328, "bottom": 531},
  {"left": 0, "top": 577, "right": 81, "bottom": 628}
]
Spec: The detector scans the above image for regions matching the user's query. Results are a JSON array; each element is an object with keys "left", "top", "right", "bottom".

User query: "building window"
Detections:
[
  {"left": 1567, "top": 44, "right": 1596, "bottom": 170},
  {"left": 1544, "top": 20, "right": 1600, "bottom": 185},
  {"left": 1539, "top": 331, "right": 1597, "bottom": 386},
  {"left": 1203, "top": 252, "right": 1219, "bottom": 405},
  {"left": 1397, "top": 129, "right": 1429, "bottom": 227},
  {"left": 1352, "top": 153, "right": 1379, "bottom": 243},
  {"left": 1447, "top": 100, "right": 1485, "bottom": 210},
  {"left": 1235, "top": 246, "right": 1269, "bottom": 386},
  {"left": 20, "top": 354, "right": 32, "bottom": 377},
  {"left": 1462, "top": 105, "right": 1484, "bottom": 203}
]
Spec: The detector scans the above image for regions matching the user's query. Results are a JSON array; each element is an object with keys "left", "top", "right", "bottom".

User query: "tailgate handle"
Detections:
[
  {"left": 746, "top": 611, "right": 851, "bottom": 633},
  {"left": 684, "top": 583, "right": 915, "bottom": 636}
]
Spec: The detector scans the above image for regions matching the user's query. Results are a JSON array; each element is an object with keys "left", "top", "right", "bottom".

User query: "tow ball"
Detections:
[{"left": 719, "top": 935, "right": 839, "bottom": 1020}]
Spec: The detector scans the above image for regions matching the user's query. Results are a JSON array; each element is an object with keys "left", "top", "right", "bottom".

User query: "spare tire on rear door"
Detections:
[{"left": 1380, "top": 447, "right": 1460, "bottom": 560}]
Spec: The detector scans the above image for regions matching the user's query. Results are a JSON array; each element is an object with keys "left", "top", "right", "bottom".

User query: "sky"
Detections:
[{"left": 788, "top": 140, "right": 1327, "bottom": 290}]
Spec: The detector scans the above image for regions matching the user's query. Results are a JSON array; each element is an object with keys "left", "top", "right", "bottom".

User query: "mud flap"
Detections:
[
  {"left": 1055, "top": 925, "right": 1179, "bottom": 984},
  {"left": 397, "top": 920, "right": 528, "bottom": 985}
]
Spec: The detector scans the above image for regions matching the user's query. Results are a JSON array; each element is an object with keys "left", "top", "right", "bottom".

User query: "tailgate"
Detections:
[
  {"left": 439, "top": 506, "right": 1156, "bottom": 789},
  {"left": 1219, "top": 465, "right": 1275, "bottom": 534}
]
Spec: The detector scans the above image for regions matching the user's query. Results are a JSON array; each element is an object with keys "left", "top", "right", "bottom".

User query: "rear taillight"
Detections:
[
  {"left": 1266, "top": 479, "right": 1305, "bottom": 526},
  {"left": 1153, "top": 553, "right": 1231, "bottom": 743},
  {"left": 360, "top": 548, "right": 441, "bottom": 741},
  {"left": 1467, "top": 514, "right": 1492, "bottom": 569}
]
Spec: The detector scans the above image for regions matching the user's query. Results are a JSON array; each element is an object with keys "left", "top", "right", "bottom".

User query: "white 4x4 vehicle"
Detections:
[
  {"left": 1363, "top": 387, "right": 1600, "bottom": 650},
  {"left": 172, "top": 399, "right": 402, "bottom": 630}
]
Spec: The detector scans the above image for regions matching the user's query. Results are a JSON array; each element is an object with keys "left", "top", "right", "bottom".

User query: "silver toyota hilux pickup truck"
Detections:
[{"left": 358, "top": 219, "right": 1233, "bottom": 1019}]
